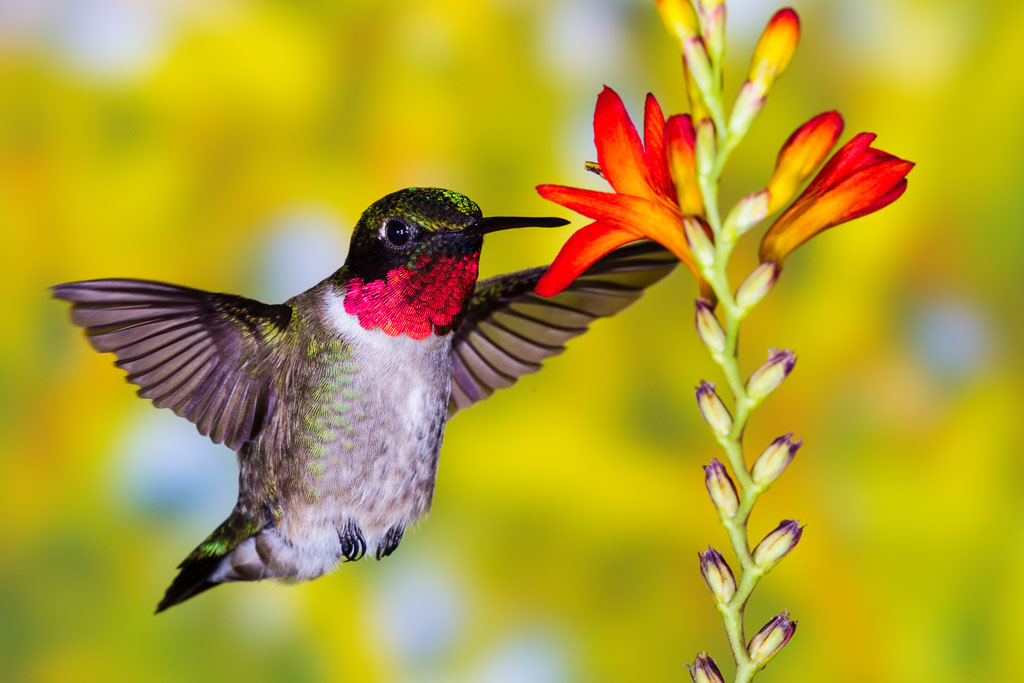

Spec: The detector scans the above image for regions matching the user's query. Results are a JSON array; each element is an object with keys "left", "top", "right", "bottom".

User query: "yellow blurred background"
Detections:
[{"left": 1, "top": 0, "right": 1020, "bottom": 681}]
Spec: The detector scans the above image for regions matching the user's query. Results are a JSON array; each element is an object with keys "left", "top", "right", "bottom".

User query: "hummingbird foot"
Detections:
[
  {"left": 338, "top": 520, "right": 367, "bottom": 561},
  {"left": 375, "top": 524, "right": 404, "bottom": 560}
]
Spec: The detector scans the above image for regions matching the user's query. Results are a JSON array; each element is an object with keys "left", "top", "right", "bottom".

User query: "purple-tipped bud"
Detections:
[
  {"left": 752, "top": 520, "right": 803, "bottom": 571},
  {"left": 698, "top": 546, "right": 736, "bottom": 604},
  {"left": 751, "top": 433, "right": 802, "bottom": 487},
  {"left": 735, "top": 261, "right": 779, "bottom": 312},
  {"left": 684, "top": 217, "right": 715, "bottom": 269},
  {"left": 696, "top": 381, "right": 733, "bottom": 437},
  {"left": 746, "top": 348, "right": 796, "bottom": 403},
  {"left": 703, "top": 460, "right": 739, "bottom": 519},
  {"left": 687, "top": 652, "right": 725, "bottom": 683},
  {"left": 695, "top": 118, "right": 717, "bottom": 176},
  {"left": 695, "top": 298, "right": 726, "bottom": 357},
  {"left": 747, "top": 610, "right": 797, "bottom": 665}
]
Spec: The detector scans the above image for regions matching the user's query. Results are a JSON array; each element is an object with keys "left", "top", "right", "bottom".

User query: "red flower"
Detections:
[
  {"left": 760, "top": 132, "right": 914, "bottom": 263},
  {"left": 535, "top": 86, "right": 709, "bottom": 297}
]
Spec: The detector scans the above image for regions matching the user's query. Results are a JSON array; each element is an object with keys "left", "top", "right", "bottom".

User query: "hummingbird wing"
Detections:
[
  {"left": 448, "top": 241, "right": 676, "bottom": 416},
  {"left": 52, "top": 279, "right": 291, "bottom": 450}
]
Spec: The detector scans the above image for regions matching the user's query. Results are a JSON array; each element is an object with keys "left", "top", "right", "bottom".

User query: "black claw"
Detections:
[
  {"left": 376, "top": 524, "right": 404, "bottom": 560},
  {"left": 338, "top": 520, "right": 366, "bottom": 562}
]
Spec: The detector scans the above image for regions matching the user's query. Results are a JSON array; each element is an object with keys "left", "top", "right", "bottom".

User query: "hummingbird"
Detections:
[{"left": 53, "top": 187, "right": 675, "bottom": 612}]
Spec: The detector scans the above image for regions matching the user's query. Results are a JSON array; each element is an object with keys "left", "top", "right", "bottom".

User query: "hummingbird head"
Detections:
[{"left": 340, "top": 187, "right": 567, "bottom": 340}]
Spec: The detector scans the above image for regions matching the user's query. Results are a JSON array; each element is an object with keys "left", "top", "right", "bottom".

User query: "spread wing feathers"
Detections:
[
  {"left": 448, "top": 240, "right": 677, "bottom": 416},
  {"left": 52, "top": 279, "right": 292, "bottom": 450}
]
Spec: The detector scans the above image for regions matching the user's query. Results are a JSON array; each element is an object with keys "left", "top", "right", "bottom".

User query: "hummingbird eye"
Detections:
[{"left": 382, "top": 219, "right": 415, "bottom": 249}]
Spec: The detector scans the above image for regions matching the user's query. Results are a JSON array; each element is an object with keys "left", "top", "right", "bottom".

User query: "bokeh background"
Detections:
[{"left": 2, "top": 0, "right": 1021, "bottom": 681}]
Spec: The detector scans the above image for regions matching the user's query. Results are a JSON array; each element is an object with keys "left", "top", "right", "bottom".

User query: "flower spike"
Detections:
[{"left": 760, "top": 132, "right": 914, "bottom": 264}]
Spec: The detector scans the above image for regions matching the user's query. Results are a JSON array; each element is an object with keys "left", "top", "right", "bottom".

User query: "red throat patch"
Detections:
[{"left": 343, "top": 253, "right": 480, "bottom": 340}]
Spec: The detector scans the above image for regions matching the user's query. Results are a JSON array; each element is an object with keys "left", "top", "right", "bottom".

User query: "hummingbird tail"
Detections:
[
  {"left": 155, "top": 553, "right": 225, "bottom": 613},
  {"left": 155, "top": 514, "right": 262, "bottom": 613}
]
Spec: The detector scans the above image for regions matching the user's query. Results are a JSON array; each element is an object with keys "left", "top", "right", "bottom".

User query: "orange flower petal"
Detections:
[
  {"left": 767, "top": 111, "right": 844, "bottom": 212},
  {"left": 536, "top": 184, "right": 708, "bottom": 293},
  {"left": 643, "top": 93, "right": 675, "bottom": 201},
  {"left": 536, "top": 185, "right": 673, "bottom": 237},
  {"left": 594, "top": 86, "right": 653, "bottom": 198},
  {"left": 535, "top": 223, "right": 637, "bottom": 297}
]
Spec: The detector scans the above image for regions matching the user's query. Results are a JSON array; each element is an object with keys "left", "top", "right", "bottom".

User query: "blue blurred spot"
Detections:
[
  {"left": 110, "top": 409, "right": 238, "bottom": 524},
  {"left": 253, "top": 206, "right": 349, "bottom": 302},
  {"left": 368, "top": 558, "right": 465, "bottom": 667},
  {"left": 52, "top": 0, "right": 167, "bottom": 81},
  {"left": 475, "top": 630, "right": 570, "bottom": 683},
  {"left": 540, "top": 0, "right": 625, "bottom": 81},
  {"left": 910, "top": 297, "right": 992, "bottom": 383}
]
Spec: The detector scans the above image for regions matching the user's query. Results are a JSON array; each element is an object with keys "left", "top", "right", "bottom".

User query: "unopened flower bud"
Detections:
[
  {"left": 751, "top": 433, "right": 802, "bottom": 487},
  {"left": 748, "top": 8, "right": 800, "bottom": 93},
  {"left": 746, "top": 349, "right": 796, "bottom": 403},
  {"left": 666, "top": 114, "right": 704, "bottom": 216},
  {"left": 695, "top": 118, "right": 717, "bottom": 176},
  {"left": 682, "top": 38, "right": 715, "bottom": 100},
  {"left": 696, "top": 1, "right": 726, "bottom": 67},
  {"left": 752, "top": 520, "right": 803, "bottom": 571},
  {"left": 748, "top": 610, "right": 797, "bottom": 665},
  {"left": 682, "top": 58, "right": 712, "bottom": 124},
  {"left": 684, "top": 217, "right": 715, "bottom": 269},
  {"left": 723, "top": 190, "right": 770, "bottom": 238},
  {"left": 687, "top": 652, "right": 725, "bottom": 683},
  {"left": 698, "top": 546, "right": 736, "bottom": 604},
  {"left": 703, "top": 459, "right": 739, "bottom": 519},
  {"left": 727, "top": 79, "right": 766, "bottom": 142},
  {"left": 767, "top": 111, "right": 844, "bottom": 212},
  {"left": 656, "top": 0, "right": 701, "bottom": 44},
  {"left": 695, "top": 298, "right": 726, "bottom": 357},
  {"left": 735, "top": 261, "right": 779, "bottom": 312},
  {"left": 696, "top": 381, "right": 732, "bottom": 437}
]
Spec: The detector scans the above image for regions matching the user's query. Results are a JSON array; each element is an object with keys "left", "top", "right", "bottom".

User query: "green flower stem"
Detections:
[{"left": 696, "top": 90, "right": 773, "bottom": 683}]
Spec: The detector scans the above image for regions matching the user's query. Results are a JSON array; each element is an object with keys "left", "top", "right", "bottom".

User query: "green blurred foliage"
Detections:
[{"left": 1, "top": 0, "right": 1021, "bottom": 681}]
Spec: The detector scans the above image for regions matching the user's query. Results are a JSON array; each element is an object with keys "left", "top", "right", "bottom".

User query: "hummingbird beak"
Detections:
[{"left": 467, "top": 215, "right": 570, "bottom": 235}]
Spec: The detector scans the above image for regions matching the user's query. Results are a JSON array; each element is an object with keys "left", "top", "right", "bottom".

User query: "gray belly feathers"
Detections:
[{"left": 218, "top": 291, "right": 454, "bottom": 584}]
